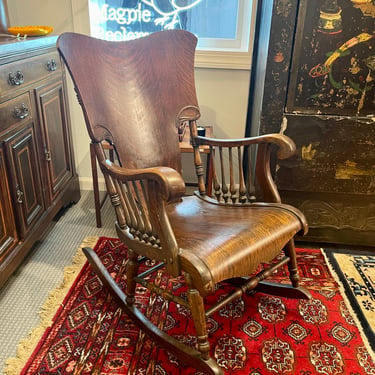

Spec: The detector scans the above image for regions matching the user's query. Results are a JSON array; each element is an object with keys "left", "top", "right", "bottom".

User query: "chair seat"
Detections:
[{"left": 167, "top": 195, "right": 307, "bottom": 296}]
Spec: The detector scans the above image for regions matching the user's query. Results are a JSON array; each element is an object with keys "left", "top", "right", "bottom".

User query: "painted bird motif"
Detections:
[{"left": 142, "top": 0, "right": 203, "bottom": 30}]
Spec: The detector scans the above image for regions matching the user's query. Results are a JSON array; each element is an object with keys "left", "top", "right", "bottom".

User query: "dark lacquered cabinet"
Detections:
[
  {"left": 0, "top": 35, "right": 80, "bottom": 287},
  {"left": 247, "top": 0, "right": 375, "bottom": 247}
]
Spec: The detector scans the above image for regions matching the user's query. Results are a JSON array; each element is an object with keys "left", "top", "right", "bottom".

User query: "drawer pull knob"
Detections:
[
  {"left": 8, "top": 71, "right": 24, "bottom": 86},
  {"left": 46, "top": 59, "right": 57, "bottom": 71},
  {"left": 16, "top": 184, "right": 24, "bottom": 204},
  {"left": 14, "top": 103, "right": 29, "bottom": 119}
]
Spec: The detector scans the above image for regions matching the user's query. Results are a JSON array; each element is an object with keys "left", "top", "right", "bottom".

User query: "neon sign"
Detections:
[{"left": 90, "top": 0, "right": 204, "bottom": 41}]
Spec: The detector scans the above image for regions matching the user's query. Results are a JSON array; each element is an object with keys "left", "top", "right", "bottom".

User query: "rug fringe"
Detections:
[
  {"left": 321, "top": 248, "right": 375, "bottom": 363},
  {"left": 4, "top": 237, "right": 99, "bottom": 375}
]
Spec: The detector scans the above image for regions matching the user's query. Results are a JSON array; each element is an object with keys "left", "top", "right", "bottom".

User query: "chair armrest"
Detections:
[
  {"left": 190, "top": 131, "right": 296, "bottom": 204},
  {"left": 98, "top": 160, "right": 184, "bottom": 276},
  {"left": 193, "top": 133, "right": 296, "bottom": 159},
  {"left": 100, "top": 160, "right": 186, "bottom": 202}
]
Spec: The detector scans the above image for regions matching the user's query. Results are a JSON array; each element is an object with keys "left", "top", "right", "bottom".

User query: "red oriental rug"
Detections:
[{"left": 6, "top": 237, "right": 375, "bottom": 374}]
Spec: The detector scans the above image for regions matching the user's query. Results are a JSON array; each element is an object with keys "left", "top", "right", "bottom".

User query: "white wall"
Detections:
[{"left": 7, "top": 0, "right": 251, "bottom": 189}]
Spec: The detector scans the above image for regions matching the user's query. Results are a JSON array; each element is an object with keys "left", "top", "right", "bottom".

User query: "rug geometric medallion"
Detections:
[{"left": 6, "top": 238, "right": 375, "bottom": 375}]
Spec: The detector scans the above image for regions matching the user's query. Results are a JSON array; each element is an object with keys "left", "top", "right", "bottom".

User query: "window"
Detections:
[{"left": 88, "top": 0, "right": 256, "bottom": 69}]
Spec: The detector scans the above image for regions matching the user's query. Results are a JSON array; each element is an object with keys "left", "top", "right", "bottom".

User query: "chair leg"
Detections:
[
  {"left": 90, "top": 141, "right": 115, "bottom": 228},
  {"left": 226, "top": 238, "right": 312, "bottom": 300},
  {"left": 82, "top": 247, "right": 223, "bottom": 375},
  {"left": 90, "top": 142, "right": 102, "bottom": 228},
  {"left": 185, "top": 273, "right": 210, "bottom": 361},
  {"left": 126, "top": 249, "right": 140, "bottom": 306},
  {"left": 284, "top": 239, "right": 301, "bottom": 288},
  {"left": 253, "top": 239, "right": 311, "bottom": 299}
]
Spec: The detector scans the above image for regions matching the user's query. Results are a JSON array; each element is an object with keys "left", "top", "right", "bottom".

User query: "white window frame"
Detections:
[
  {"left": 195, "top": 0, "right": 257, "bottom": 70},
  {"left": 73, "top": 0, "right": 257, "bottom": 70}
]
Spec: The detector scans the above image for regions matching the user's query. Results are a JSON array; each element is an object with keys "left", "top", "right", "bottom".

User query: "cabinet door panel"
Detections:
[
  {"left": 4, "top": 123, "right": 45, "bottom": 238},
  {"left": 0, "top": 148, "right": 18, "bottom": 259},
  {"left": 251, "top": 0, "right": 375, "bottom": 245},
  {"left": 35, "top": 80, "right": 73, "bottom": 204}
]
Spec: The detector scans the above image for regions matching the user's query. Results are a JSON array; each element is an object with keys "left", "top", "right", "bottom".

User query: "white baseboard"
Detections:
[{"left": 79, "top": 176, "right": 106, "bottom": 191}]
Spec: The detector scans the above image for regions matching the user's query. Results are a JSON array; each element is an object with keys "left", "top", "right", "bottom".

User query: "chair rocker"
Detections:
[{"left": 57, "top": 30, "right": 311, "bottom": 375}]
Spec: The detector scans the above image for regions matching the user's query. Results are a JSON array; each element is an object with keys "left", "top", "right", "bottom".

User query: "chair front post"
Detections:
[
  {"left": 185, "top": 273, "right": 210, "bottom": 361},
  {"left": 189, "top": 120, "right": 207, "bottom": 196}
]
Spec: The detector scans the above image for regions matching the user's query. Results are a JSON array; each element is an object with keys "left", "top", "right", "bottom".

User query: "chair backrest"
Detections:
[
  {"left": 58, "top": 31, "right": 202, "bottom": 275},
  {"left": 57, "top": 30, "right": 200, "bottom": 173}
]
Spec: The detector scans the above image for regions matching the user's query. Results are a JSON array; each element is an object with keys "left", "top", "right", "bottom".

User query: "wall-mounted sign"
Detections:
[
  {"left": 89, "top": 0, "right": 239, "bottom": 44},
  {"left": 88, "top": 0, "right": 255, "bottom": 69}
]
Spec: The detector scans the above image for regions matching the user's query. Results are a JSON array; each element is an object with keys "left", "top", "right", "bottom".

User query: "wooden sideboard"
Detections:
[{"left": 0, "top": 35, "right": 80, "bottom": 287}]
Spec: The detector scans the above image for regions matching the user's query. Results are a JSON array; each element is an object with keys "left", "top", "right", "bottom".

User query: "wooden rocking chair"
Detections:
[{"left": 57, "top": 30, "right": 311, "bottom": 375}]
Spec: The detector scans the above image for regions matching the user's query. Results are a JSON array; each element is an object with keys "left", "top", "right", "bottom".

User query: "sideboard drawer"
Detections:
[
  {"left": 0, "top": 92, "right": 32, "bottom": 133},
  {"left": 0, "top": 51, "right": 61, "bottom": 94}
]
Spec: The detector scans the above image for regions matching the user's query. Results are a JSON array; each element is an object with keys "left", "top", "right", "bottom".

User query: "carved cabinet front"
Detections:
[
  {"left": 0, "top": 36, "right": 80, "bottom": 287},
  {"left": 35, "top": 79, "right": 74, "bottom": 206},
  {"left": 0, "top": 148, "right": 17, "bottom": 258},
  {"left": 2, "top": 121, "right": 45, "bottom": 239}
]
